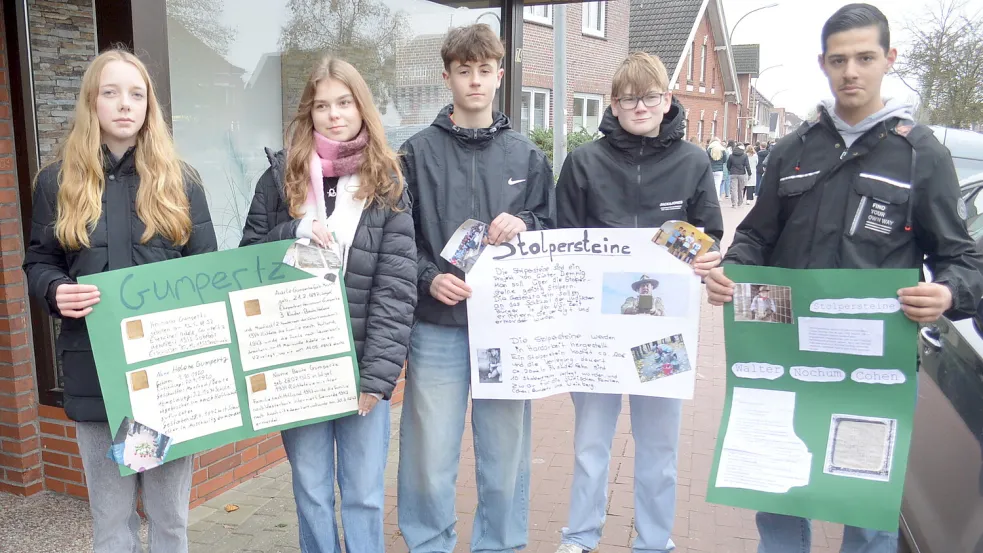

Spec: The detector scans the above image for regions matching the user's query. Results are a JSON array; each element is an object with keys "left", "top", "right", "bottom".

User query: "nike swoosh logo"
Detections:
[{"left": 508, "top": 178, "right": 526, "bottom": 186}]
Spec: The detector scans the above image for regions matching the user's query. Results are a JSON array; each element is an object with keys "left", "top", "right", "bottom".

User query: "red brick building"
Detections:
[
  {"left": 629, "top": 0, "right": 741, "bottom": 144},
  {"left": 519, "top": 1, "right": 629, "bottom": 136}
]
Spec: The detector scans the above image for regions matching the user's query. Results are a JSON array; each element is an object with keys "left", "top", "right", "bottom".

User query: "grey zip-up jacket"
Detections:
[{"left": 401, "top": 105, "right": 555, "bottom": 327}]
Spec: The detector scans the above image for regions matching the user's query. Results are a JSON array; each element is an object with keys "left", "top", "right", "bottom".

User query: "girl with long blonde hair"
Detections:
[
  {"left": 239, "top": 56, "right": 416, "bottom": 553},
  {"left": 23, "top": 49, "right": 216, "bottom": 552}
]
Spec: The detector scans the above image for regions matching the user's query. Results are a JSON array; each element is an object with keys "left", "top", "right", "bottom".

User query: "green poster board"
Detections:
[
  {"left": 79, "top": 240, "right": 359, "bottom": 475},
  {"left": 706, "top": 265, "right": 918, "bottom": 532}
]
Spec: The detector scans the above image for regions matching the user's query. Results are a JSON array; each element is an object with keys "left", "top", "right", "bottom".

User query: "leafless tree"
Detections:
[
  {"left": 895, "top": 0, "right": 983, "bottom": 128},
  {"left": 167, "top": 0, "right": 237, "bottom": 56},
  {"left": 279, "top": 0, "right": 410, "bottom": 110}
]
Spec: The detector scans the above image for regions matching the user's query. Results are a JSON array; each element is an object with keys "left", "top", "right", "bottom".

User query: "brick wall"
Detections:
[
  {"left": 521, "top": 1, "right": 630, "bottom": 131},
  {"left": 672, "top": 13, "right": 732, "bottom": 143},
  {"left": 37, "top": 405, "right": 288, "bottom": 505},
  {"left": 28, "top": 0, "right": 96, "bottom": 164},
  {"left": 0, "top": 11, "right": 40, "bottom": 497}
]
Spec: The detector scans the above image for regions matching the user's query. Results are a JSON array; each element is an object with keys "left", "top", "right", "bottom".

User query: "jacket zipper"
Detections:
[
  {"left": 470, "top": 147, "right": 477, "bottom": 219},
  {"left": 635, "top": 145, "right": 643, "bottom": 228},
  {"left": 848, "top": 196, "right": 867, "bottom": 236}
]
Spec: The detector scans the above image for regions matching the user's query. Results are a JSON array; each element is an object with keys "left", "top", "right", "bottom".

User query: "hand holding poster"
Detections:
[
  {"left": 80, "top": 240, "right": 360, "bottom": 474},
  {"left": 466, "top": 227, "right": 706, "bottom": 400},
  {"left": 706, "top": 265, "right": 919, "bottom": 532}
]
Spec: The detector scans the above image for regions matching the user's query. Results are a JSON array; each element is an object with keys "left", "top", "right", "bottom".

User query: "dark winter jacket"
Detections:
[
  {"left": 401, "top": 105, "right": 555, "bottom": 327},
  {"left": 557, "top": 98, "right": 724, "bottom": 241},
  {"left": 239, "top": 148, "right": 416, "bottom": 399},
  {"left": 725, "top": 106, "right": 983, "bottom": 320},
  {"left": 23, "top": 147, "right": 217, "bottom": 422},
  {"left": 726, "top": 148, "right": 751, "bottom": 177},
  {"left": 708, "top": 144, "right": 727, "bottom": 172}
]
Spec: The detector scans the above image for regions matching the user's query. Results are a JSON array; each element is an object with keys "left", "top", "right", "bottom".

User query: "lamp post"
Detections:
[
  {"left": 726, "top": 3, "right": 778, "bottom": 141},
  {"left": 729, "top": 3, "right": 779, "bottom": 45}
]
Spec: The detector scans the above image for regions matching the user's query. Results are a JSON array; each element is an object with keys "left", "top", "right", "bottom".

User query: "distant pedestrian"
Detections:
[
  {"left": 746, "top": 145, "right": 758, "bottom": 203},
  {"left": 707, "top": 137, "right": 727, "bottom": 199},
  {"left": 756, "top": 141, "right": 770, "bottom": 194},
  {"left": 726, "top": 142, "right": 751, "bottom": 207}
]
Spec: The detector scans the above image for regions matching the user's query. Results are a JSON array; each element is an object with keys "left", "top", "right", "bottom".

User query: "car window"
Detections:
[{"left": 968, "top": 187, "right": 983, "bottom": 243}]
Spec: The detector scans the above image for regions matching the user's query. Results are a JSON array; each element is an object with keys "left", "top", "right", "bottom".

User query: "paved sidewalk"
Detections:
[{"left": 184, "top": 205, "right": 848, "bottom": 553}]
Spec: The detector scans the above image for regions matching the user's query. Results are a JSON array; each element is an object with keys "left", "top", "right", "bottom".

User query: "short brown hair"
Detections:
[
  {"left": 440, "top": 24, "right": 505, "bottom": 71},
  {"left": 611, "top": 52, "right": 670, "bottom": 99}
]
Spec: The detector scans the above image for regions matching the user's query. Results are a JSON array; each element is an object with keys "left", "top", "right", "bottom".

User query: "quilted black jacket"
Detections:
[
  {"left": 23, "top": 147, "right": 217, "bottom": 422},
  {"left": 239, "top": 148, "right": 416, "bottom": 399}
]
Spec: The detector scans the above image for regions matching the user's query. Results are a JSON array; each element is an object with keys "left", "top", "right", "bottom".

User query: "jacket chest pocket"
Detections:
[{"left": 847, "top": 172, "right": 911, "bottom": 242}]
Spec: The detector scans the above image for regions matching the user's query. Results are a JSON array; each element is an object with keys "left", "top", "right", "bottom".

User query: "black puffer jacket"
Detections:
[
  {"left": 239, "top": 148, "right": 416, "bottom": 399},
  {"left": 23, "top": 147, "right": 217, "bottom": 422}
]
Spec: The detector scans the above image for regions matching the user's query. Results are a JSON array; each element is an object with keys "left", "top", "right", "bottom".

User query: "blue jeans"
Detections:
[
  {"left": 281, "top": 401, "right": 391, "bottom": 553},
  {"left": 397, "top": 321, "right": 531, "bottom": 553},
  {"left": 561, "top": 393, "right": 682, "bottom": 553},
  {"left": 756, "top": 512, "right": 898, "bottom": 553}
]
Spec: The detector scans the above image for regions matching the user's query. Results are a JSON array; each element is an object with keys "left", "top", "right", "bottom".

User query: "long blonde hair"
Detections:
[
  {"left": 50, "top": 49, "right": 191, "bottom": 250},
  {"left": 284, "top": 56, "right": 403, "bottom": 218}
]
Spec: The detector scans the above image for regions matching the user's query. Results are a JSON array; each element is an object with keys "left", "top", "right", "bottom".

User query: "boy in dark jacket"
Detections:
[
  {"left": 552, "top": 52, "right": 722, "bottom": 553},
  {"left": 707, "top": 4, "right": 983, "bottom": 553},
  {"left": 396, "top": 23, "right": 555, "bottom": 553}
]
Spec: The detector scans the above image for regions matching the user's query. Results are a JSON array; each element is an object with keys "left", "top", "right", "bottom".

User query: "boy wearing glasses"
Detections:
[{"left": 554, "top": 52, "right": 723, "bottom": 553}]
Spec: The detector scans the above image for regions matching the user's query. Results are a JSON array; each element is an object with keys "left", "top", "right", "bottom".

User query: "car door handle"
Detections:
[{"left": 920, "top": 325, "right": 942, "bottom": 352}]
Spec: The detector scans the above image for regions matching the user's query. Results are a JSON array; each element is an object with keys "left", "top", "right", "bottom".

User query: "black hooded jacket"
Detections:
[
  {"left": 556, "top": 98, "right": 724, "bottom": 240},
  {"left": 727, "top": 148, "right": 751, "bottom": 177},
  {"left": 401, "top": 105, "right": 555, "bottom": 327}
]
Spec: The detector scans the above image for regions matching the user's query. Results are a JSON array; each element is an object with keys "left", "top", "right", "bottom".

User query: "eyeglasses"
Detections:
[{"left": 616, "top": 92, "right": 667, "bottom": 110}]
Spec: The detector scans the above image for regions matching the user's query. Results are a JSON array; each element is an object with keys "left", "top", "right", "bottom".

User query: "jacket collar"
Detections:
[
  {"left": 431, "top": 104, "right": 510, "bottom": 147},
  {"left": 599, "top": 97, "right": 687, "bottom": 156},
  {"left": 101, "top": 145, "right": 137, "bottom": 176}
]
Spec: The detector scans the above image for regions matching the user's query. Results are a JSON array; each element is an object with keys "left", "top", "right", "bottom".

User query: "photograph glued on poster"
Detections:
[
  {"left": 282, "top": 238, "right": 343, "bottom": 279},
  {"left": 631, "top": 334, "right": 692, "bottom": 383},
  {"left": 107, "top": 417, "right": 173, "bottom": 473},
  {"left": 733, "top": 283, "right": 794, "bottom": 324},
  {"left": 467, "top": 228, "right": 702, "bottom": 400},
  {"left": 600, "top": 273, "right": 692, "bottom": 317},
  {"left": 120, "top": 302, "right": 232, "bottom": 365}
]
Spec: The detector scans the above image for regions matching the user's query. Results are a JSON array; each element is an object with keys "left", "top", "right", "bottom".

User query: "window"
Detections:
[
  {"left": 163, "top": 0, "right": 502, "bottom": 250},
  {"left": 710, "top": 119, "right": 717, "bottom": 139},
  {"left": 573, "top": 94, "right": 603, "bottom": 134},
  {"left": 521, "top": 88, "right": 550, "bottom": 135},
  {"left": 697, "top": 120, "right": 704, "bottom": 143},
  {"left": 700, "top": 44, "right": 707, "bottom": 84},
  {"left": 524, "top": 5, "right": 552, "bottom": 25},
  {"left": 688, "top": 44, "right": 695, "bottom": 82},
  {"left": 582, "top": 2, "right": 605, "bottom": 37}
]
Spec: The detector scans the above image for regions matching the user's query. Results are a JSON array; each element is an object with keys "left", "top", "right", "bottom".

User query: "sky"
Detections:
[{"left": 722, "top": 0, "right": 983, "bottom": 117}]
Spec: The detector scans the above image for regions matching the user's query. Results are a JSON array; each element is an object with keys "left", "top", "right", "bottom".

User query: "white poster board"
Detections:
[{"left": 467, "top": 228, "right": 701, "bottom": 399}]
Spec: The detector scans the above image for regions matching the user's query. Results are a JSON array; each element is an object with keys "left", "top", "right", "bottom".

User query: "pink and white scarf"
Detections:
[{"left": 303, "top": 127, "right": 368, "bottom": 221}]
